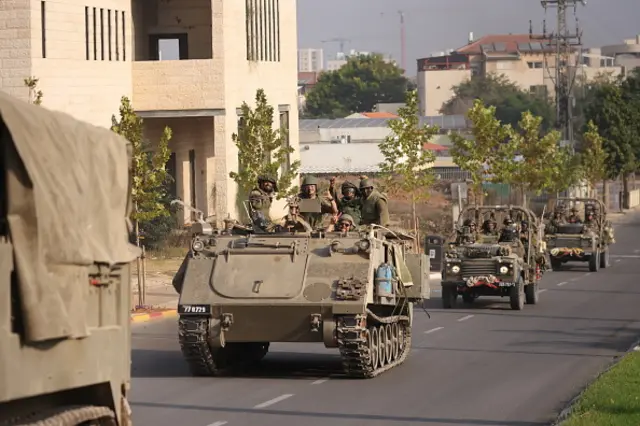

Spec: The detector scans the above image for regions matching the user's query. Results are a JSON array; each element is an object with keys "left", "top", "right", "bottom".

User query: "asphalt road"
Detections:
[{"left": 130, "top": 213, "right": 640, "bottom": 426}]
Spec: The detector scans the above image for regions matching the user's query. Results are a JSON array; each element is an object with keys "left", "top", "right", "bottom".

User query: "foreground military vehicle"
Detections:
[
  {"left": 441, "top": 205, "right": 545, "bottom": 310},
  {"left": 545, "top": 197, "right": 614, "bottom": 272},
  {"left": 173, "top": 197, "right": 429, "bottom": 378},
  {"left": 0, "top": 93, "right": 138, "bottom": 425}
]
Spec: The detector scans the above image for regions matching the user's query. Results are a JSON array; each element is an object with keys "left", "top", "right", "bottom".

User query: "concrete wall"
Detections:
[
  {"left": 0, "top": 0, "right": 32, "bottom": 102},
  {"left": 30, "top": 0, "right": 133, "bottom": 128}
]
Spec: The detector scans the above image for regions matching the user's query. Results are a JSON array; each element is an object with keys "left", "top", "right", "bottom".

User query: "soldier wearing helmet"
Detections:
[
  {"left": 249, "top": 175, "right": 278, "bottom": 217},
  {"left": 457, "top": 218, "right": 477, "bottom": 244},
  {"left": 359, "top": 178, "right": 390, "bottom": 226},
  {"left": 329, "top": 178, "right": 362, "bottom": 226},
  {"left": 327, "top": 214, "right": 356, "bottom": 232},
  {"left": 481, "top": 218, "right": 498, "bottom": 235},
  {"left": 298, "top": 175, "right": 338, "bottom": 229},
  {"left": 567, "top": 206, "right": 582, "bottom": 224}
]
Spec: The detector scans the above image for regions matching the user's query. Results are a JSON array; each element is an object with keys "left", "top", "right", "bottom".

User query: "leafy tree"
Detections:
[
  {"left": 230, "top": 89, "right": 300, "bottom": 199},
  {"left": 303, "top": 54, "right": 410, "bottom": 118},
  {"left": 441, "top": 73, "right": 555, "bottom": 130},
  {"left": 449, "top": 99, "right": 511, "bottom": 203},
  {"left": 580, "top": 121, "right": 608, "bottom": 198},
  {"left": 111, "top": 96, "right": 172, "bottom": 245},
  {"left": 379, "top": 89, "right": 439, "bottom": 236},
  {"left": 24, "top": 76, "right": 43, "bottom": 105}
]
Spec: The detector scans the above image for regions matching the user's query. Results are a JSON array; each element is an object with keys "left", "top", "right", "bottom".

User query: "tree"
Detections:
[
  {"left": 379, "top": 89, "right": 439, "bottom": 238},
  {"left": 449, "top": 99, "right": 511, "bottom": 203},
  {"left": 303, "top": 54, "right": 410, "bottom": 118},
  {"left": 111, "top": 96, "right": 172, "bottom": 245},
  {"left": 230, "top": 89, "right": 300, "bottom": 200},
  {"left": 24, "top": 76, "right": 43, "bottom": 105},
  {"left": 580, "top": 121, "right": 608, "bottom": 198},
  {"left": 441, "top": 73, "right": 555, "bottom": 130}
]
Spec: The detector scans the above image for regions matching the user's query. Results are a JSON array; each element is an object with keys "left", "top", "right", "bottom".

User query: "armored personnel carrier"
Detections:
[
  {"left": 172, "top": 197, "right": 429, "bottom": 378},
  {"left": 545, "top": 197, "right": 614, "bottom": 272},
  {"left": 441, "top": 205, "right": 545, "bottom": 310},
  {"left": 0, "top": 93, "right": 138, "bottom": 424}
]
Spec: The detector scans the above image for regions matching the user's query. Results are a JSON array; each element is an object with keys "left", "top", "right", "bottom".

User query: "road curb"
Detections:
[{"left": 130, "top": 309, "right": 178, "bottom": 323}]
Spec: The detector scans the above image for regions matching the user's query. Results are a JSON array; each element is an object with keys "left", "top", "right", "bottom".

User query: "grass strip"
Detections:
[{"left": 562, "top": 351, "right": 640, "bottom": 426}]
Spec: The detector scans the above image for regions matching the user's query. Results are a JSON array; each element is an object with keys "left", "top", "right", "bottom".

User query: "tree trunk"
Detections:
[
  {"left": 602, "top": 179, "right": 609, "bottom": 209},
  {"left": 411, "top": 196, "right": 417, "bottom": 239},
  {"left": 521, "top": 186, "right": 528, "bottom": 208},
  {"left": 623, "top": 174, "right": 630, "bottom": 210},
  {"left": 135, "top": 216, "right": 143, "bottom": 308}
]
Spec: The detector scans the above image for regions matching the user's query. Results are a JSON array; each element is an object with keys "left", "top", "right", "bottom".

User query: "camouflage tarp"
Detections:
[{"left": 1, "top": 92, "right": 140, "bottom": 342}]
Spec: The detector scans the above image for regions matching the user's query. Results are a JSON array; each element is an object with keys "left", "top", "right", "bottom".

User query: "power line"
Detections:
[{"left": 530, "top": 0, "right": 586, "bottom": 152}]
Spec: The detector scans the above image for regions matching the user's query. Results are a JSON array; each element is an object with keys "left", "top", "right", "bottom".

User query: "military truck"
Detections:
[
  {"left": 441, "top": 205, "right": 545, "bottom": 310},
  {"left": 545, "top": 197, "right": 614, "bottom": 272},
  {"left": 172, "top": 197, "right": 429, "bottom": 378},
  {"left": 0, "top": 93, "right": 138, "bottom": 425}
]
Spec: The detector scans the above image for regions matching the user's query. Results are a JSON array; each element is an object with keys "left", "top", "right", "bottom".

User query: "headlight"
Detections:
[
  {"left": 499, "top": 265, "right": 509, "bottom": 274},
  {"left": 192, "top": 239, "right": 205, "bottom": 252},
  {"left": 451, "top": 265, "right": 461, "bottom": 273},
  {"left": 357, "top": 239, "right": 371, "bottom": 251}
]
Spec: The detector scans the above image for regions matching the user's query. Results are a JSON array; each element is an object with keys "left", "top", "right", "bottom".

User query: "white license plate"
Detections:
[{"left": 497, "top": 282, "right": 516, "bottom": 287}]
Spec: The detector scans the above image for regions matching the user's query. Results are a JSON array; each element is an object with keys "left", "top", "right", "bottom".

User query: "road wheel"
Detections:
[
  {"left": 368, "top": 327, "right": 379, "bottom": 370},
  {"left": 390, "top": 323, "right": 399, "bottom": 361},
  {"left": 509, "top": 277, "right": 525, "bottom": 310},
  {"left": 589, "top": 250, "right": 600, "bottom": 272},
  {"left": 525, "top": 282, "right": 538, "bottom": 305},
  {"left": 441, "top": 285, "right": 457, "bottom": 309},
  {"left": 378, "top": 325, "right": 387, "bottom": 367},
  {"left": 599, "top": 248, "right": 609, "bottom": 269}
]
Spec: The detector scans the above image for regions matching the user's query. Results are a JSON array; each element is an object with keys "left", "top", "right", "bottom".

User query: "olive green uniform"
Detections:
[
  {"left": 299, "top": 175, "right": 334, "bottom": 229},
  {"left": 249, "top": 188, "right": 272, "bottom": 216},
  {"left": 359, "top": 179, "right": 390, "bottom": 226},
  {"left": 330, "top": 181, "right": 362, "bottom": 225}
]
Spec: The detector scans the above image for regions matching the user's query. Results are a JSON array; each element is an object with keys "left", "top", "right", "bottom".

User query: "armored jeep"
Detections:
[
  {"left": 0, "top": 92, "right": 137, "bottom": 424},
  {"left": 441, "top": 205, "right": 545, "bottom": 310},
  {"left": 545, "top": 197, "right": 614, "bottom": 272},
  {"left": 172, "top": 197, "right": 430, "bottom": 378}
]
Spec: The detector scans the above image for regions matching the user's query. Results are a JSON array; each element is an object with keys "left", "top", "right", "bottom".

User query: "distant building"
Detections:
[
  {"left": 600, "top": 35, "right": 640, "bottom": 71},
  {"left": 416, "top": 33, "right": 624, "bottom": 116},
  {"left": 344, "top": 112, "right": 398, "bottom": 119},
  {"left": 298, "top": 48, "right": 324, "bottom": 72}
]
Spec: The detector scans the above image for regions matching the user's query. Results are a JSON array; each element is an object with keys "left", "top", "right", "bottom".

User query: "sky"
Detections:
[{"left": 296, "top": 0, "right": 639, "bottom": 75}]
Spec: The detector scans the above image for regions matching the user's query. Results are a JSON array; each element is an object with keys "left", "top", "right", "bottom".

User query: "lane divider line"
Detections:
[
  {"left": 538, "top": 289, "right": 548, "bottom": 294},
  {"left": 557, "top": 282, "right": 567, "bottom": 286},
  {"left": 207, "top": 422, "right": 228, "bottom": 426},
  {"left": 310, "top": 379, "right": 328, "bottom": 385},
  {"left": 253, "top": 394, "right": 294, "bottom": 409},
  {"left": 425, "top": 327, "right": 444, "bottom": 334},
  {"left": 457, "top": 315, "right": 474, "bottom": 322}
]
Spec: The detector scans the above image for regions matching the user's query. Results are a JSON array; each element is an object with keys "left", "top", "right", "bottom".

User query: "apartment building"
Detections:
[
  {"left": 416, "top": 33, "right": 623, "bottom": 116},
  {"left": 0, "top": 0, "right": 299, "bottom": 223},
  {"left": 298, "top": 48, "right": 323, "bottom": 72},
  {"left": 601, "top": 35, "right": 640, "bottom": 70}
]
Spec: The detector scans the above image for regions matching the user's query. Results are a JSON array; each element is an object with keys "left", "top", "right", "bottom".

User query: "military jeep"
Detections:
[
  {"left": 545, "top": 197, "right": 614, "bottom": 272},
  {"left": 441, "top": 205, "right": 545, "bottom": 311}
]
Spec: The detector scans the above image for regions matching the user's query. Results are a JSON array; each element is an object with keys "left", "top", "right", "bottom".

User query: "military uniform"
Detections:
[
  {"left": 331, "top": 180, "right": 362, "bottom": 226},
  {"left": 359, "top": 179, "right": 390, "bottom": 226},
  {"left": 249, "top": 175, "right": 278, "bottom": 218},
  {"left": 298, "top": 175, "right": 335, "bottom": 229}
]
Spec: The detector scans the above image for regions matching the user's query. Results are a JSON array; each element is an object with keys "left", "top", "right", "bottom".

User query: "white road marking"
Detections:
[
  {"left": 570, "top": 277, "right": 579, "bottom": 282},
  {"left": 538, "top": 289, "right": 548, "bottom": 294},
  {"left": 253, "top": 394, "right": 294, "bottom": 409},
  {"left": 611, "top": 255, "right": 639, "bottom": 258},
  {"left": 557, "top": 282, "right": 568, "bottom": 286},
  {"left": 584, "top": 273, "right": 591, "bottom": 277},
  {"left": 425, "top": 327, "right": 444, "bottom": 334},
  {"left": 207, "top": 422, "right": 227, "bottom": 426},
  {"left": 457, "top": 315, "right": 474, "bottom": 322},
  {"left": 311, "top": 379, "right": 328, "bottom": 385},
  {"left": 616, "top": 259, "right": 622, "bottom": 263}
]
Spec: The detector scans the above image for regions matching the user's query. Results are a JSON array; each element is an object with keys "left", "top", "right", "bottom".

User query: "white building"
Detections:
[{"left": 298, "top": 48, "right": 324, "bottom": 72}]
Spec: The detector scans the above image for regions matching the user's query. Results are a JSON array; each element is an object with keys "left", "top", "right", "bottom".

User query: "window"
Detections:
[
  {"left": 84, "top": 7, "right": 90, "bottom": 60},
  {"left": 149, "top": 34, "right": 188, "bottom": 60},
  {"left": 495, "top": 61, "right": 513, "bottom": 70},
  {"left": 527, "top": 61, "right": 543, "bottom": 69},
  {"left": 92, "top": 8, "right": 97, "bottom": 60},
  {"left": 100, "top": 9, "right": 104, "bottom": 60},
  {"left": 115, "top": 10, "right": 119, "bottom": 60},
  {"left": 40, "top": 1, "right": 46, "bottom": 58},
  {"left": 107, "top": 10, "right": 112, "bottom": 60},
  {"left": 245, "top": 0, "right": 280, "bottom": 62},
  {"left": 121, "top": 11, "right": 126, "bottom": 61}
]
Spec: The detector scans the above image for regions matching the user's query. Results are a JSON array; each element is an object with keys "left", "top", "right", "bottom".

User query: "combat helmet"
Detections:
[
  {"left": 301, "top": 175, "right": 318, "bottom": 187},
  {"left": 338, "top": 214, "right": 355, "bottom": 225},
  {"left": 257, "top": 174, "right": 278, "bottom": 192},
  {"left": 359, "top": 178, "right": 374, "bottom": 190}
]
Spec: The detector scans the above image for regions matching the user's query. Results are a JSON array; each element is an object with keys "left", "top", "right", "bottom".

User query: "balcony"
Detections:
[{"left": 132, "top": 59, "right": 224, "bottom": 112}]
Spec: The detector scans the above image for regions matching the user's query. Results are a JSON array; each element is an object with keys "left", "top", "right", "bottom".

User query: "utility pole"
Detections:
[
  {"left": 530, "top": 0, "right": 585, "bottom": 153},
  {"left": 398, "top": 10, "right": 406, "bottom": 73}
]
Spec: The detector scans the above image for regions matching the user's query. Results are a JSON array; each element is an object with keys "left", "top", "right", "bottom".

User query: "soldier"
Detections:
[
  {"left": 329, "top": 178, "right": 362, "bottom": 225},
  {"left": 327, "top": 214, "right": 356, "bottom": 232},
  {"left": 249, "top": 175, "right": 277, "bottom": 217},
  {"left": 298, "top": 175, "right": 338, "bottom": 229},
  {"left": 457, "top": 219, "right": 477, "bottom": 244},
  {"left": 359, "top": 178, "right": 390, "bottom": 226},
  {"left": 567, "top": 207, "right": 582, "bottom": 224},
  {"left": 272, "top": 198, "right": 313, "bottom": 233},
  {"left": 481, "top": 218, "right": 498, "bottom": 235}
]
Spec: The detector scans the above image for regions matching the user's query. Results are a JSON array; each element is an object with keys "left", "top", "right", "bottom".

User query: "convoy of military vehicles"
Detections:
[{"left": 0, "top": 85, "right": 620, "bottom": 423}]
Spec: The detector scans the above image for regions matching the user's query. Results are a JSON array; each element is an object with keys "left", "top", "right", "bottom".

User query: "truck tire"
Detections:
[
  {"left": 589, "top": 250, "right": 600, "bottom": 272},
  {"left": 509, "top": 277, "right": 525, "bottom": 310},
  {"left": 550, "top": 257, "right": 562, "bottom": 271},
  {"left": 441, "top": 285, "right": 457, "bottom": 309},
  {"left": 525, "top": 282, "right": 538, "bottom": 305},
  {"left": 599, "top": 248, "right": 609, "bottom": 269}
]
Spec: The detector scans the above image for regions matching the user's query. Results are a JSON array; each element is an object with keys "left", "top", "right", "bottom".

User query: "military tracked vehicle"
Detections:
[
  {"left": 172, "top": 197, "right": 430, "bottom": 378},
  {"left": 0, "top": 93, "right": 138, "bottom": 424},
  {"left": 441, "top": 205, "right": 545, "bottom": 310},
  {"left": 545, "top": 197, "right": 614, "bottom": 272}
]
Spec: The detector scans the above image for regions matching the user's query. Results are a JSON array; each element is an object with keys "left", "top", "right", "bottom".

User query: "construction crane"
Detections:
[
  {"left": 398, "top": 10, "right": 406, "bottom": 72},
  {"left": 321, "top": 37, "right": 351, "bottom": 54}
]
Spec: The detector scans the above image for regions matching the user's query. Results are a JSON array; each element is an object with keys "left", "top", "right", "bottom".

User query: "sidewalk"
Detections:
[{"left": 130, "top": 258, "right": 181, "bottom": 323}]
